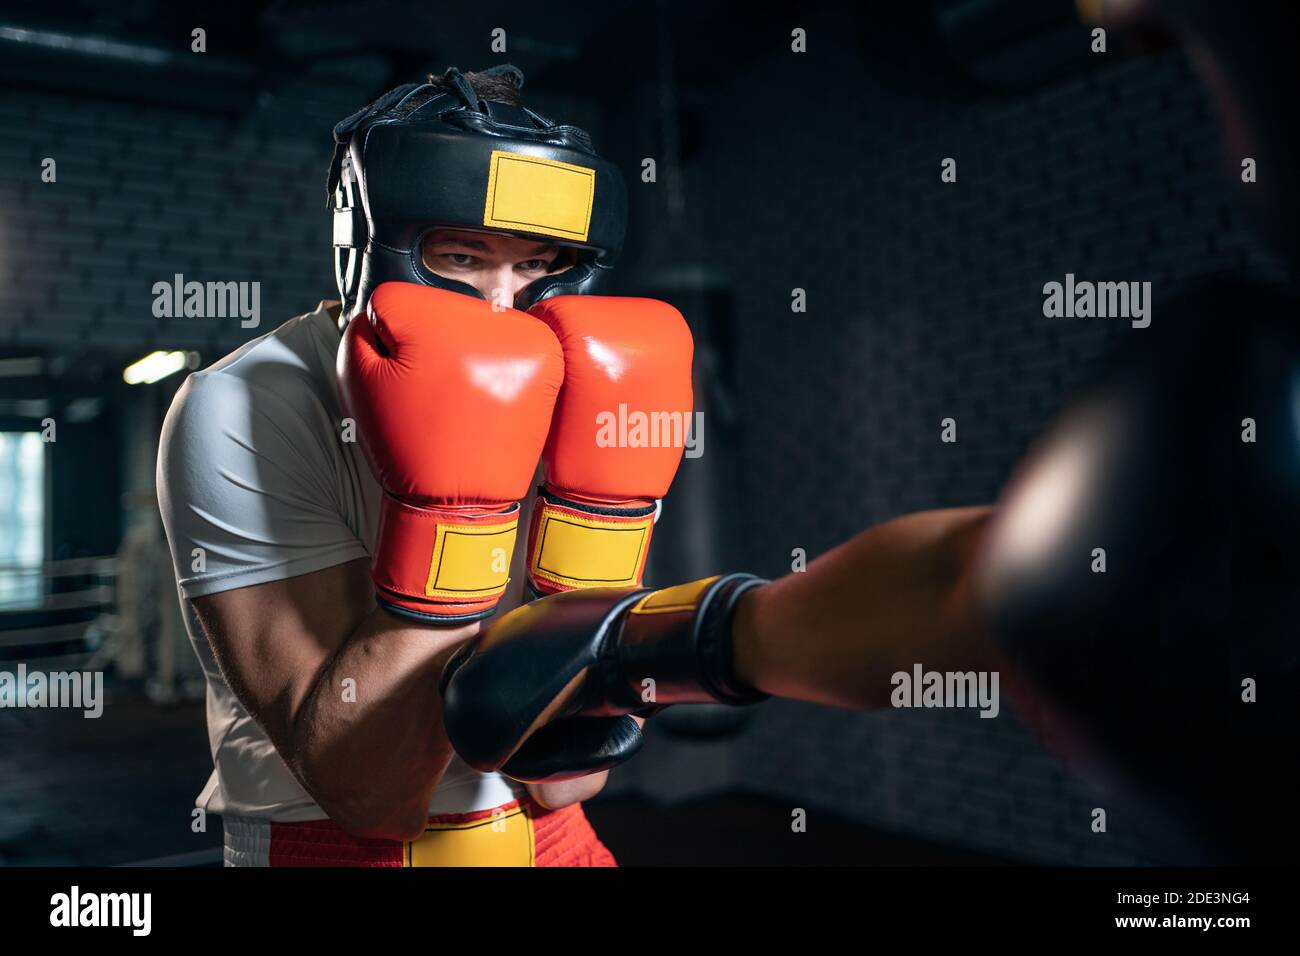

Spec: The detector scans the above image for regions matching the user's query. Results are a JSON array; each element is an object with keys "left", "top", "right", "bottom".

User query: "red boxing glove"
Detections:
[
  {"left": 525, "top": 296, "right": 694, "bottom": 596},
  {"left": 338, "top": 282, "right": 563, "bottom": 622}
]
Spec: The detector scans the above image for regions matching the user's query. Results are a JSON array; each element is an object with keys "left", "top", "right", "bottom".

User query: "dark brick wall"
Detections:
[
  {"left": 648, "top": 33, "right": 1289, "bottom": 864},
  {"left": 0, "top": 71, "right": 596, "bottom": 355},
  {"left": 0, "top": 93, "right": 329, "bottom": 353}
]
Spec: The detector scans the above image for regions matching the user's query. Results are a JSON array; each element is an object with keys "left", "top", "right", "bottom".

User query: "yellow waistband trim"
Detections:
[{"left": 405, "top": 803, "right": 535, "bottom": 867}]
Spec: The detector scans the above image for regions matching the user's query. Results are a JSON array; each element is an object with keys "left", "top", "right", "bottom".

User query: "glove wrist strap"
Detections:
[
  {"left": 372, "top": 495, "right": 519, "bottom": 621},
  {"left": 613, "top": 573, "right": 770, "bottom": 707},
  {"left": 526, "top": 487, "right": 656, "bottom": 595}
]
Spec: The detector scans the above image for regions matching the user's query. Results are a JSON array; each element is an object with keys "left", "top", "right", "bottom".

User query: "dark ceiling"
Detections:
[{"left": 0, "top": 0, "right": 1108, "bottom": 122}]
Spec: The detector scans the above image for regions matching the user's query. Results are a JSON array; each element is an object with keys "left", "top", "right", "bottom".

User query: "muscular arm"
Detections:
[
  {"left": 193, "top": 550, "right": 607, "bottom": 836},
  {"left": 731, "top": 506, "right": 995, "bottom": 710},
  {"left": 193, "top": 558, "right": 474, "bottom": 840}
]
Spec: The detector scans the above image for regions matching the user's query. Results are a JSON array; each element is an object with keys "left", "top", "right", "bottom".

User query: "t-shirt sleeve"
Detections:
[{"left": 156, "top": 368, "right": 370, "bottom": 600}]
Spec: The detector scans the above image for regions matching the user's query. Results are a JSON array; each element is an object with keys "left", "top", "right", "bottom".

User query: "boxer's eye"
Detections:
[
  {"left": 440, "top": 253, "right": 479, "bottom": 268},
  {"left": 517, "top": 258, "right": 552, "bottom": 273}
]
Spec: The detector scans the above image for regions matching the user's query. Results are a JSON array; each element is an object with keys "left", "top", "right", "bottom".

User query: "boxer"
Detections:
[{"left": 157, "top": 66, "right": 690, "bottom": 866}]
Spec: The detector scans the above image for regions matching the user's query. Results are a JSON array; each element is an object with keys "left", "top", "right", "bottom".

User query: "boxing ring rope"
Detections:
[{"left": 0, "top": 534, "right": 200, "bottom": 700}]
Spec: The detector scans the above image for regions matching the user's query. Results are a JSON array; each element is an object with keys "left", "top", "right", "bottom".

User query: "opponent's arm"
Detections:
[
  {"left": 441, "top": 506, "right": 996, "bottom": 781},
  {"left": 733, "top": 506, "right": 995, "bottom": 710}
]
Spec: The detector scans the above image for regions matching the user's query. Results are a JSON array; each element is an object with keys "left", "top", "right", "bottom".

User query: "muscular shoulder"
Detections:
[
  {"left": 162, "top": 304, "right": 340, "bottom": 447},
  {"left": 196, "top": 302, "right": 342, "bottom": 412},
  {"left": 157, "top": 302, "right": 369, "bottom": 599}
]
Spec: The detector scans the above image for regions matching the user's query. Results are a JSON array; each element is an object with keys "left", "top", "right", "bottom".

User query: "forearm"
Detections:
[
  {"left": 291, "top": 606, "right": 478, "bottom": 839},
  {"left": 732, "top": 506, "right": 995, "bottom": 710}
]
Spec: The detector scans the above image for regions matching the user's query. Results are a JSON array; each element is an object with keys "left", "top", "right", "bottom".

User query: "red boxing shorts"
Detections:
[{"left": 222, "top": 798, "right": 616, "bottom": 867}]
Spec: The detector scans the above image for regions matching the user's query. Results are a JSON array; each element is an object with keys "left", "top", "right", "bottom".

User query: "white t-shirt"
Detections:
[{"left": 156, "top": 300, "right": 519, "bottom": 821}]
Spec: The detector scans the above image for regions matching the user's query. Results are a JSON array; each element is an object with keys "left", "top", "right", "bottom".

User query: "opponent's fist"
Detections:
[
  {"left": 524, "top": 296, "right": 694, "bottom": 597},
  {"left": 440, "top": 573, "right": 767, "bottom": 782},
  {"left": 338, "top": 282, "right": 563, "bottom": 622}
]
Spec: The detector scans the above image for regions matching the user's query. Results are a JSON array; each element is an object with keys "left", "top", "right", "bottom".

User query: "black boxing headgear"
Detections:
[{"left": 327, "top": 65, "right": 628, "bottom": 321}]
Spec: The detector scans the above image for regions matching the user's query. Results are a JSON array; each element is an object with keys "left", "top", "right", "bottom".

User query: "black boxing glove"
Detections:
[{"left": 440, "top": 573, "right": 767, "bottom": 783}]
